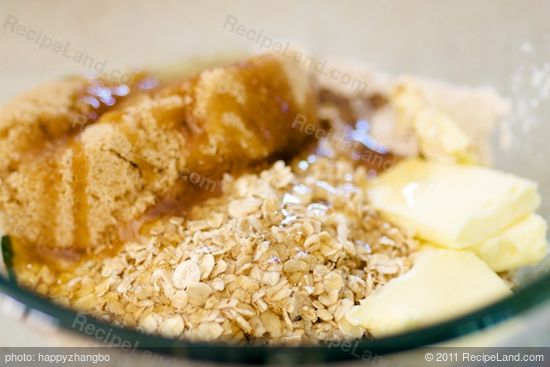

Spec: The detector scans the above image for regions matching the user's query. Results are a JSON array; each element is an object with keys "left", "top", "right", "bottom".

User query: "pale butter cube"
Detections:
[
  {"left": 413, "top": 109, "right": 475, "bottom": 164},
  {"left": 469, "top": 214, "right": 549, "bottom": 272},
  {"left": 368, "top": 159, "right": 540, "bottom": 248},
  {"left": 345, "top": 249, "right": 511, "bottom": 337},
  {"left": 392, "top": 81, "right": 475, "bottom": 163}
]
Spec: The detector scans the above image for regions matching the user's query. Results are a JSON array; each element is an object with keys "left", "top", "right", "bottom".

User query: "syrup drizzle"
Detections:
[{"left": 71, "top": 139, "right": 90, "bottom": 250}]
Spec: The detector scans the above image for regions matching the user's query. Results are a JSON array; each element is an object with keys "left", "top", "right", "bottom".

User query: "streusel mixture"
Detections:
[{"left": 5, "top": 54, "right": 514, "bottom": 344}]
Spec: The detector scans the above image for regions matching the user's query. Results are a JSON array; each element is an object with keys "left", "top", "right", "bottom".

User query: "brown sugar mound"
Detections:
[{"left": 0, "top": 54, "right": 318, "bottom": 259}]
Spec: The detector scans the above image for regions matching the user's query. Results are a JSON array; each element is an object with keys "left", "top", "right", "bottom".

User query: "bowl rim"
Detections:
[{"left": 0, "top": 240, "right": 549, "bottom": 364}]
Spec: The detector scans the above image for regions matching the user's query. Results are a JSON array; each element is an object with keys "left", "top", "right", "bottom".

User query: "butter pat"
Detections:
[
  {"left": 368, "top": 159, "right": 540, "bottom": 248},
  {"left": 392, "top": 82, "right": 475, "bottom": 163},
  {"left": 469, "top": 215, "right": 549, "bottom": 272},
  {"left": 345, "top": 249, "right": 511, "bottom": 336},
  {"left": 413, "top": 109, "right": 475, "bottom": 164}
]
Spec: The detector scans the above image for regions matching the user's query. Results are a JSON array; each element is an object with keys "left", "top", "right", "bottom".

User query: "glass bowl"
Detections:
[{"left": 0, "top": 0, "right": 549, "bottom": 364}]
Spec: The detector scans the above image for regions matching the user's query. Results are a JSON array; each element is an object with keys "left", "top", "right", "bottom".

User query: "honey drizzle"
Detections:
[
  {"left": 41, "top": 153, "right": 61, "bottom": 250},
  {"left": 72, "top": 73, "right": 160, "bottom": 128},
  {"left": 71, "top": 140, "right": 90, "bottom": 250}
]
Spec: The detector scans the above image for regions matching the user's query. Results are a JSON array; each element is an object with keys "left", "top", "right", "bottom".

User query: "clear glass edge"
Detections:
[{"left": 0, "top": 270, "right": 548, "bottom": 363}]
